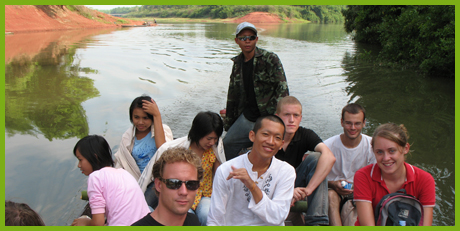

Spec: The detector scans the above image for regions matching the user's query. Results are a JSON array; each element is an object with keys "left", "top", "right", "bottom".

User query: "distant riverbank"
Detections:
[
  {"left": 5, "top": 5, "right": 143, "bottom": 33},
  {"left": 132, "top": 12, "right": 309, "bottom": 24}
]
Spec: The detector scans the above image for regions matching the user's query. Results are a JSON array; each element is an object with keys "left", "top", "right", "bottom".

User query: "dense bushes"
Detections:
[{"left": 343, "top": 5, "right": 454, "bottom": 78}]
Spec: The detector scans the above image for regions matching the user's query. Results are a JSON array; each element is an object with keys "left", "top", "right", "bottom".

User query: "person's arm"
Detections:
[
  {"left": 212, "top": 159, "right": 221, "bottom": 178},
  {"left": 422, "top": 207, "right": 433, "bottom": 226},
  {"left": 207, "top": 166, "right": 228, "bottom": 226},
  {"left": 224, "top": 62, "right": 239, "bottom": 131},
  {"left": 227, "top": 166, "right": 263, "bottom": 204},
  {"left": 83, "top": 174, "right": 107, "bottom": 226},
  {"left": 291, "top": 187, "right": 307, "bottom": 206},
  {"left": 247, "top": 164, "right": 296, "bottom": 225},
  {"left": 142, "top": 99, "right": 166, "bottom": 148},
  {"left": 71, "top": 213, "right": 105, "bottom": 226},
  {"left": 355, "top": 201, "right": 375, "bottom": 226},
  {"left": 302, "top": 143, "right": 336, "bottom": 196},
  {"left": 266, "top": 52, "right": 289, "bottom": 114}
]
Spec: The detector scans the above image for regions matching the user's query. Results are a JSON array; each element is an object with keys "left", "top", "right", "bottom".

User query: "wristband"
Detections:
[{"left": 79, "top": 215, "right": 91, "bottom": 220}]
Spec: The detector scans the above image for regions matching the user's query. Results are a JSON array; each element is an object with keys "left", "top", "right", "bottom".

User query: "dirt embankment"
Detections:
[
  {"left": 5, "top": 5, "right": 145, "bottom": 33},
  {"left": 230, "top": 12, "right": 285, "bottom": 23}
]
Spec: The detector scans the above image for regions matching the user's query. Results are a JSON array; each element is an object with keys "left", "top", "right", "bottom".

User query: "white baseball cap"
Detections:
[{"left": 235, "top": 22, "right": 257, "bottom": 36}]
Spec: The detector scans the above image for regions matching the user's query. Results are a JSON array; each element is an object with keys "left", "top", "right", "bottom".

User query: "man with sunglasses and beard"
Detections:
[
  {"left": 132, "top": 147, "right": 202, "bottom": 226},
  {"left": 223, "top": 22, "right": 289, "bottom": 161}
]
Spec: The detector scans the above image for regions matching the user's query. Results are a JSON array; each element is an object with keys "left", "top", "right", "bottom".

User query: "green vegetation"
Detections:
[
  {"left": 66, "top": 5, "right": 93, "bottom": 19},
  {"left": 342, "top": 5, "right": 454, "bottom": 78},
  {"left": 5, "top": 42, "right": 100, "bottom": 141},
  {"left": 108, "top": 5, "right": 346, "bottom": 23},
  {"left": 116, "top": 18, "right": 130, "bottom": 24}
]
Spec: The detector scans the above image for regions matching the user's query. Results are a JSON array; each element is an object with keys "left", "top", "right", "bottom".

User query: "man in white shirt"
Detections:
[
  {"left": 207, "top": 115, "right": 295, "bottom": 226},
  {"left": 324, "top": 103, "right": 376, "bottom": 226}
]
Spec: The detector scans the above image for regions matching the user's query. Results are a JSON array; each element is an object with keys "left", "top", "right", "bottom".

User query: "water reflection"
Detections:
[
  {"left": 341, "top": 42, "right": 455, "bottom": 226},
  {"left": 5, "top": 31, "right": 103, "bottom": 141},
  {"left": 4, "top": 23, "right": 454, "bottom": 226},
  {"left": 5, "top": 29, "right": 114, "bottom": 225}
]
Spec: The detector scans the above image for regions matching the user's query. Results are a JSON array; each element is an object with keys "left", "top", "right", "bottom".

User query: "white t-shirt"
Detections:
[
  {"left": 324, "top": 134, "right": 376, "bottom": 182},
  {"left": 207, "top": 153, "right": 295, "bottom": 226}
]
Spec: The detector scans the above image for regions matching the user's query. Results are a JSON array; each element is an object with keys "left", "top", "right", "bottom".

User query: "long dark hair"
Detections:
[
  {"left": 129, "top": 95, "right": 153, "bottom": 123},
  {"left": 188, "top": 111, "right": 223, "bottom": 146},
  {"left": 73, "top": 135, "right": 114, "bottom": 171}
]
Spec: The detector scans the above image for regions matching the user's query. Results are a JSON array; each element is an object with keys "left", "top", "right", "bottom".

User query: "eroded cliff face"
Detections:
[{"left": 5, "top": 5, "right": 142, "bottom": 33}]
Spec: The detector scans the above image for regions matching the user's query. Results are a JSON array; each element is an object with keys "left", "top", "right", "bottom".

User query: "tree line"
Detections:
[
  {"left": 105, "top": 5, "right": 346, "bottom": 23},
  {"left": 97, "top": 5, "right": 454, "bottom": 78},
  {"left": 342, "top": 5, "right": 454, "bottom": 78}
]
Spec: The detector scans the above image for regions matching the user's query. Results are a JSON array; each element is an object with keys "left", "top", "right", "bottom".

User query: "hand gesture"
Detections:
[
  {"left": 227, "top": 166, "right": 253, "bottom": 188},
  {"left": 142, "top": 99, "right": 161, "bottom": 117}
]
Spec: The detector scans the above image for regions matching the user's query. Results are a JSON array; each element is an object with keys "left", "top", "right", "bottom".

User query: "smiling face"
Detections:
[
  {"left": 277, "top": 104, "right": 302, "bottom": 136},
  {"left": 373, "top": 136, "right": 409, "bottom": 176},
  {"left": 132, "top": 107, "right": 152, "bottom": 134},
  {"left": 155, "top": 161, "right": 198, "bottom": 216},
  {"left": 249, "top": 119, "right": 285, "bottom": 160},
  {"left": 341, "top": 111, "right": 365, "bottom": 140},
  {"left": 76, "top": 149, "right": 93, "bottom": 176},
  {"left": 197, "top": 131, "right": 218, "bottom": 152},
  {"left": 235, "top": 29, "right": 258, "bottom": 55}
]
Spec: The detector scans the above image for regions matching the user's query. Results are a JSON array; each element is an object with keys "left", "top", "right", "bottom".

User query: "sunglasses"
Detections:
[
  {"left": 237, "top": 35, "right": 257, "bottom": 41},
  {"left": 160, "top": 178, "right": 200, "bottom": 191}
]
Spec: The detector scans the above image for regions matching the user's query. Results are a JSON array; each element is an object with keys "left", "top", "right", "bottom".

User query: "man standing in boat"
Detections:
[
  {"left": 324, "top": 103, "right": 376, "bottom": 226},
  {"left": 223, "top": 21, "right": 289, "bottom": 161},
  {"left": 275, "top": 96, "right": 336, "bottom": 226},
  {"left": 207, "top": 115, "right": 295, "bottom": 226}
]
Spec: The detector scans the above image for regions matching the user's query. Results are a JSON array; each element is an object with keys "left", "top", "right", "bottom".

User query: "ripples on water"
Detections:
[{"left": 4, "top": 23, "right": 454, "bottom": 225}]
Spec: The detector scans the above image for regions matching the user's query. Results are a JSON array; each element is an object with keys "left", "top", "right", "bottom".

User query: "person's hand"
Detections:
[
  {"left": 331, "top": 180, "right": 353, "bottom": 196},
  {"left": 227, "top": 166, "right": 253, "bottom": 188},
  {"left": 71, "top": 216, "right": 91, "bottom": 226},
  {"left": 142, "top": 99, "right": 161, "bottom": 117},
  {"left": 290, "top": 187, "right": 313, "bottom": 207},
  {"left": 220, "top": 109, "right": 226, "bottom": 119}
]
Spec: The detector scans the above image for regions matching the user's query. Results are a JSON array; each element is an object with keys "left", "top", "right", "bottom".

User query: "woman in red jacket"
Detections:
[{"left": 353, "top": 123, "right": 435, "bottom": 226}]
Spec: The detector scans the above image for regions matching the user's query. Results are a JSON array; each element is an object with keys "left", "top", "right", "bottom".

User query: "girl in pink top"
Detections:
[{"left": 71, "top": 135, "right": 150, "bottom": 226}]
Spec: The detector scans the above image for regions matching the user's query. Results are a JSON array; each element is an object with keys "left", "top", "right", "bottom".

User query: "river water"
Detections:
[{"left": 4, "top": 23, "right": 454, "bottom": 225}]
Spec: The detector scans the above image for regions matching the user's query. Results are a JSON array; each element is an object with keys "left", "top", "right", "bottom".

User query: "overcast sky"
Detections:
[{"left": 85, "top": 5, "right": 139, "bottom": 10}]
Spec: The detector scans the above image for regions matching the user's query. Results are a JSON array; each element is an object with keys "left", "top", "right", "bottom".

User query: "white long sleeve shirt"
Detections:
[{"left": 207, "top": 153, "right": 295, "bottom": 226}]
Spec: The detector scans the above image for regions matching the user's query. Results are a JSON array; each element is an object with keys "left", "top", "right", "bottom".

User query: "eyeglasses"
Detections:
[
  {"left": 237, "top": 35, "right": 257, "bottom": 41},
  {"left": 160, "top": 178, "right": 200, "bottom": 191}
]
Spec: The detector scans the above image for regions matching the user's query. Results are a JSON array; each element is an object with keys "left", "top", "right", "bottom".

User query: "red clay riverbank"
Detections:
[
  {"left": 5, "top": 5, "right": 145, "bottom": 33},
  {"left": 230, "top": 12, "right": 285, "bottom": 23}
]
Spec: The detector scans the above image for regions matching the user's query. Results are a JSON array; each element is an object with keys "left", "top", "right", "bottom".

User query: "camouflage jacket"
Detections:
[{"left": 224, "top": 47, "right": 289, "bottom": 131}]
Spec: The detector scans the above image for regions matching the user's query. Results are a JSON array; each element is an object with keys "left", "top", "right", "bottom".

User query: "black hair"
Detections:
[
  {"left": 129, "top": 95, "right": 153, "bottom": 123},
  {"left": 188, "top": 111, "right": 224, "bottom": 146},
  {"left": 252, "top": 115, "right": 286, "bottom": 139},
  {"left": 341, "top": 103, "right": 366, "bottom": 122},
  {"left": 73, "top": 135, "right": 114, "bottom": 171},
  {"left": 5, "top": 201, "right": 45, "bottom": 226}
]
